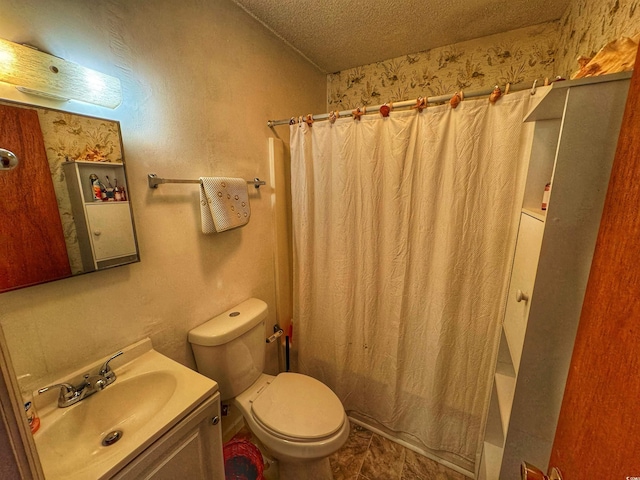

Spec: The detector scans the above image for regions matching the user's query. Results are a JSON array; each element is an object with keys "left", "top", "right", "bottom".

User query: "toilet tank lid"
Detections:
[{"left": 188, "top": 298, "right": 268, "bottom": 347}]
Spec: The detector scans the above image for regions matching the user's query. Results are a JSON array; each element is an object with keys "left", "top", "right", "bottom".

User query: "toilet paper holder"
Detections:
[{"left": 266, "top": 324, "right": 284, "bottom": 344}]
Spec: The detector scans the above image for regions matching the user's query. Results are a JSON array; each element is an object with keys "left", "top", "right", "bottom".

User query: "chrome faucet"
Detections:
[{"left": 38, "top": 351, "right": 123, "bottom": 408}]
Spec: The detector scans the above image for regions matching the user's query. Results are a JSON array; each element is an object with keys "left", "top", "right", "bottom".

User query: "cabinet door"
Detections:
[
  {"left": 114, "top": 394, "right": 225, "bottom": 480},
  {"left": 85, "top": 203, "right": 136, "bottom": 262},
  {"left": 502, "top": 213, "right": 544, "bottom": 372}
]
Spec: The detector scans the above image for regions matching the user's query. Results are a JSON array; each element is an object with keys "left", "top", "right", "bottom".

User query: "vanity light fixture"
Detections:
[{"left": 0, "top": 37, "right": 122, "bottom": 108}]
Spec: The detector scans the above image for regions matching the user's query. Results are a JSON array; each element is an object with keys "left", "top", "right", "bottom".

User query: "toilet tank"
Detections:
[{"left": 188, "top": 298, "right": 268, "bottom": 401}]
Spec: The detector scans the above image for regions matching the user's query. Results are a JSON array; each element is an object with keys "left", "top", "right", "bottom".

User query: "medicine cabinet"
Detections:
[{"left": 0, "top": 100, "right": 140, "bottom": 292}]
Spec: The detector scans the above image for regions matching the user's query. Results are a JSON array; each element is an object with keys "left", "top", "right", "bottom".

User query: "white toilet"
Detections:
[{"left": 188, "top": 298, "right": 349, "bottom": 469}]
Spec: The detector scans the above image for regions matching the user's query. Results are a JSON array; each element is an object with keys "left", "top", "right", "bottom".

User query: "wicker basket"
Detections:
[{"left": 223, "top": 438, "right": 265, "bottom": 480}]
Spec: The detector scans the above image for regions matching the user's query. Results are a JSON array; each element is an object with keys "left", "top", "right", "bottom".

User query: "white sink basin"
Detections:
[{"left": 33, "top": 339, "right": 217, "bottom": 480}]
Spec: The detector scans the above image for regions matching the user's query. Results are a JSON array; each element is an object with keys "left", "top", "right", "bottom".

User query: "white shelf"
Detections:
[
  {"left": 501, "top": 323, "right": 519, "bottom": 374},
  {"left": 524, "top": 71, "right": 632, "bottom": 122},
  {"left": 496, "top": 329, "right": 515, "bottom": 378},
  {"left": 482, "top": 441, "right": 504, "bottom": 480},
  {"left": 481, "top": 73, "right": 631, "bottom": 479},
  {"left": 495, "top": 372, "right": 516, "bottom": 439},
  {"left": 522, "top": 207, "right": 545, "bottom": 222}
]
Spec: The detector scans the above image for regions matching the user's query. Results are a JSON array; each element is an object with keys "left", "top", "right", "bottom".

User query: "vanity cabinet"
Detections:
[
  {"left": 113, "top": 393, "right": 225, "bottom": 480},
  {"left": 62, "top": 161, "right": 137, "bottom": 271},
  {"left": 477, "top": 72, "right": 631, "bottom": 479}
]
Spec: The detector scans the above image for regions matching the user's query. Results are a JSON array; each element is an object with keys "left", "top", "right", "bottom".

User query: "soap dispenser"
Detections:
[{"left": 17, "top": 374, "right": 40, "bottom": 434}]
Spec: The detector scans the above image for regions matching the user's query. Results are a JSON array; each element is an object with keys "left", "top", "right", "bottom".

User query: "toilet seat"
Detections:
[{"left": 250, "top": 373, "right": 345, "bottom": 441}]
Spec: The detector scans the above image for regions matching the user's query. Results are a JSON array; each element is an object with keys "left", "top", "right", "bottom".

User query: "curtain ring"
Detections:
[
  {"left": 530, "top": 79, "right": 538, "bottom": 95},
  {"left": 289, "top": 117, "right": 296, "bottom": 125},
  {"left": 380, "top": 103, "right": 391, "bottom": 117},
  {"left": 505, "top": 83, "right": 511, "bottom": 95},
  {"left": 305, "top": 114, "right": 314, "bottom": 127},
  {"left": 328, "top": 110, "right": 339, "bottom": 124}
]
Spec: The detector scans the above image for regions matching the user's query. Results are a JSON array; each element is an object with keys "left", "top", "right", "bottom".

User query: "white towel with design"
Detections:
[{"left": 199, "top": 177, "right": 251, "bottom": 233}]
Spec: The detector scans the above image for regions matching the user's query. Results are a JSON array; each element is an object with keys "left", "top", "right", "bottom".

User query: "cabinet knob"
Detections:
[
  {"left": 93, "top": 230, "right": 102, "bottom": 237},
  {"left": 516, "top": 289, "right": 530, "bottom": 303}
]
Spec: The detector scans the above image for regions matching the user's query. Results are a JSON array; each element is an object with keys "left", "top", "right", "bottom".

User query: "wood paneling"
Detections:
[
  {"left": 0, "top": 104, "right": 71, "bottom": 292},
  {"left": 549, "top": 59, "right": 640, "bottom": 475}
]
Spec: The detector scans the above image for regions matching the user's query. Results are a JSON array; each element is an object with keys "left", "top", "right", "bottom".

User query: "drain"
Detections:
[{"left": 102, "top": 430, "right": 123, "bottom": 446}]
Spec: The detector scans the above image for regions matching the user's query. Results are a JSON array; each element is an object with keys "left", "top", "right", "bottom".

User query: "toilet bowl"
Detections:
[
  {"left": 233, "top": 373, "right": 350, "bottom": 462},
  {"left": 188, "top": 298, "right": 349, "bottom": 466}
]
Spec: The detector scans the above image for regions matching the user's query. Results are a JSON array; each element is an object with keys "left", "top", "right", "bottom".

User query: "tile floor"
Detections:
[
  {"left": 329, "top": 423, "right": 473, "bottom": 480},
  {"left": 227, "top": 422, "right": 472, "bottom": 480}
]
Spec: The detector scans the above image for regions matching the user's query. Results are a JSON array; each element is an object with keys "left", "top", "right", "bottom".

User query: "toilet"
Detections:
[{"left": 188, "top": 298, "right": 350, "bottom": 469}]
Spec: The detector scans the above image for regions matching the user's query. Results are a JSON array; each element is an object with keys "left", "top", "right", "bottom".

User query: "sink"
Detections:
[
  {"left": 33, "top": 339, "right": 217, "bottom": 480},
  {"left": 36, "top": 372, "right": 177, "bottom": 466}
]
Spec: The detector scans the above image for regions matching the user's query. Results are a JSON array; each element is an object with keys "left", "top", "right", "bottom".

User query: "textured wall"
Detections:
[{"left": 0, "top": 0, "right": 324, "bottom": 387}]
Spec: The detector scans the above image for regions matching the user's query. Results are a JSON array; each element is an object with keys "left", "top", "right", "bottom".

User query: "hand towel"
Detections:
[{"left": 199, "top": 177, "right": 251, "bottom": 233}]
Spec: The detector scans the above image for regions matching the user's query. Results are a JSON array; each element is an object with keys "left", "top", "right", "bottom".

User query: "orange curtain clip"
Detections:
[
  {"left": 489, "top": 85, "right": 502, "bottom": 104},
  {"left": 450, "top": 91, "right": 464, "bottom": 109},
  {"left": 412, "top": 97, "right": 427, "bottom": 112},
  {"left": 352, "top": 106, "right": 366, "bottom": 121},
  {"left": 379, "top": 103, "right": 392, "bottom": 117}
]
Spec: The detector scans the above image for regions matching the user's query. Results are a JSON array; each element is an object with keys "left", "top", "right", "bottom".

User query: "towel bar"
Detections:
[{"left": 147, "top": 173, "right": 266, "bottom": 189}]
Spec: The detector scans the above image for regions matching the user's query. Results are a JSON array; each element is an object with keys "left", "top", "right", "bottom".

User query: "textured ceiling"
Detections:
[{"left": 232, "top": 0, "right": 571, "bottom": 73}]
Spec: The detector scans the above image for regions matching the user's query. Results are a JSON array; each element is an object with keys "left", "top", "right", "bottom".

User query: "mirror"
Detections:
[{"left": 0, "top": 100, "right": 139, "bottom": 293}]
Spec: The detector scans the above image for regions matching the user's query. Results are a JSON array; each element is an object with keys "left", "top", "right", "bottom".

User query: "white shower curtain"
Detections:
[{"left": 290, "top": 91, "right": 533, "bottom": 470}]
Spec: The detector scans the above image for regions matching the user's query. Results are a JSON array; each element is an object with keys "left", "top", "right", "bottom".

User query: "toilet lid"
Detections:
[{"left": 251, "top": 373, "right": 344, "bottom": 440}]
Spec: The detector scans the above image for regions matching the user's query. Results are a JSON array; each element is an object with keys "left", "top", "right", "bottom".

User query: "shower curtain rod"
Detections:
[{"left": 266, "top": 78, "right": 548, "bottom": 127}]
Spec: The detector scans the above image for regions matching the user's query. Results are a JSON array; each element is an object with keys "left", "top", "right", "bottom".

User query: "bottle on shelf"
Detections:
[
  {"left": 90, "top": 174, "right": 102, "bottom": 202},
  {"left": 114, "top": 178, "right": 123, "bottom": 201},
  {"left": 105, "top": 175, "right": 115, "bottom": 201},
  {"left": 99, "top": 180, "right": 108, "bottom": 201},
  {"left": 541, "top": 182, "right": 551, "bottom": 211}
]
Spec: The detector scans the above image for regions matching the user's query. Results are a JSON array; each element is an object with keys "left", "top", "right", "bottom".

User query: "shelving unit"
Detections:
[
  {"left": 477, "top": 72, "right": 632, "bottom": 480},
  {"left": 62, "top": 160, "right": 138, "bottom": 272}
]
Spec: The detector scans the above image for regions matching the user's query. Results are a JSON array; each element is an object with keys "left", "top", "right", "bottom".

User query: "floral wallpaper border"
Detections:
[
  {"left": 327, "top": 22, "right": 560, "bottom": 110},
  {"left": 327, "top": 0, "right": 640, "bottom": 111}
]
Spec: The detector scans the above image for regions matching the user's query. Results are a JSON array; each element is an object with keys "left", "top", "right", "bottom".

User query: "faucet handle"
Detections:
[
  {"left": 99, "top": 351, "right": 123, "bottom": 378},
  {"left": 38, "top": 383, "right": 76, "bottom": 403}
]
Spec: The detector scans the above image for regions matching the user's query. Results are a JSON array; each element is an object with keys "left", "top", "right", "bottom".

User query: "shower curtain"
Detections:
[{"left": 290, "top": 91, "right": 533, "bottom": 470}]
